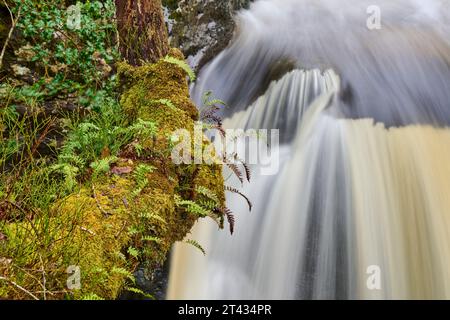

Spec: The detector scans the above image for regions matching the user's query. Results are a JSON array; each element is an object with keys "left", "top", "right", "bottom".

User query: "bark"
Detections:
[{"left": 115, "top": 0, "right": 170, "bottom": 66}]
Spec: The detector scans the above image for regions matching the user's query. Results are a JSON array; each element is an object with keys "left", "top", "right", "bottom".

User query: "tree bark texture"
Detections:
[{"left": 115, "top": 0, "right": 170, "bottom": 66}]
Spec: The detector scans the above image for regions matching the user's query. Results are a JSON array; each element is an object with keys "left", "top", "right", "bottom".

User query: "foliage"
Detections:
[
  {"left": 185, "top": 239, "right": 206, "bottom": 256},
  {"left": 132, "top": 164, "right": 155, "bottom": 196},
  {"left": 0, "top": 0, "right": 230, "bottom": 300},
  {"left": 163, "top": 55, "right": 196, "bottom": 82},
  {"left": 7, "top": 0, "right": 119, "bottom": 106}
]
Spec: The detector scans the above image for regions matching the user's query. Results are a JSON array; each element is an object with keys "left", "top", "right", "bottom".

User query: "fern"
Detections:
[
  {"left": 142, "top": 235, "right": 162, "bottom": 244},
  {"left": 151, "top": 98, "right": 176, "bottom": 109},
  {"left": 230, "top": 153, "right": 251, "bottom": 182},
  {"left": 175, "top": 197, "right": 211, "bottom": 217},
  {"left": 196, "top": 186, "right": 219, "bottom": 204},
  {"left": 198, "top": 199, "right": 217, "bottom": 211},
  {"left": 225, "top": 185, "right": 253, "bottom": 211},
  {"left": 128, "top": 119, "right": 157, "bottom": 141},
  {"left": 201, "top": 90, "right": 226, "bottom": 107},
  {"left": 127, "top": 246, "right": 140, "bottom": 259},
  {"left": 185, "top": 239, "right": 206, "bottom": 256},
  {"left": 90, "top": 156, "right": 118, "bottom": 177},
  {"left": 125, "top": 287, "right": 155, "bottom": 300},
  {"left": 138, "top": 211, "right": 167, "bottom": 227},
  {"left": 111, "top": 267, "right": 135, "bottom": 283},
  {"left": 133, "top": 164, "right": 155, "bottom": 196},
  {"left": 217, "top": 207, "right": 236, "bottom": 235},
  {"left": 225, "top": 163, "right": 244, "bottom": 184},
  {"left": 163, "top": 56, "right": 196, "bottom": 82},
  {"left": 49, "top": 163, "right": 79, "bottom": 192},
  {"left": 81, "top": 293, "right": 104, "bottom": 300}
]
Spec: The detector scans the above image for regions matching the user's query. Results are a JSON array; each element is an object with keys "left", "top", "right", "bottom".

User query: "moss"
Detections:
[
  {"left": 0, "top": 48, "right": 225, "bottom": 300},
  {"left": 118, "top": 48, "right": 198, "bottom": 121}
]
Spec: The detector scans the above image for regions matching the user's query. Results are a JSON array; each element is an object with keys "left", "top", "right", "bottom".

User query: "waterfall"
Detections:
[{"left": 168, "top": 0, "right": 450, "bottom": 299}]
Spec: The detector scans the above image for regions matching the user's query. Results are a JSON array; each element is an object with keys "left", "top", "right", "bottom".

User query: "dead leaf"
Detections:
[{"left": 111, "top": 166, "right": 133, "bottom": 175}]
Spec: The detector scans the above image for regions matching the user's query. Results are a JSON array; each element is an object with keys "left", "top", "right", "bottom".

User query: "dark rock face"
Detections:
[{"left": 165, "top": 0, "right": 252, "bottom": 70}]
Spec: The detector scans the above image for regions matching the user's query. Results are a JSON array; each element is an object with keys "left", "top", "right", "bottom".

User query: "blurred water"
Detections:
[{"left": 168, "top": 0, "right": 450, "bottom": 299}]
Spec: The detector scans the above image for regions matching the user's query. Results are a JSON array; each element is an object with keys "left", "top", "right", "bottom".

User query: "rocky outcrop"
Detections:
[{"left": 164, "top": 0, "right": 252, "bottom": 70}]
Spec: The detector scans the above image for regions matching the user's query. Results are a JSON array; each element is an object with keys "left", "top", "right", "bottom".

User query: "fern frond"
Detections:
[
  {"left": 81, "top": 293, "right": 104, "bottom": 300},
  {"left": 163, "top": 56, "right": 196, "bottom": 82},
  {"left": 127, "top": 246, "right": 140, "bottom": 259},
  {"left": 142, "top": 235, "right": 162, "bottom": 244},
  {"left": 133, "top": 164, "right": 155, "bottom": 196},
  {"left": 90, "top": 156, "right": 118, "bottom": 176},
  {"left": 111, "top": 267, "right": 135, "bottom": 283},
  {"left": 125, "top": 287, "right": 155, "bottom": 300},
  {"left": 151, "top": 99, "right": 176, "bottom": 109},
  {"left": 198, "top": 199, "right": 217, "bottom": 211},
  {"left": 225, "top": 163, "right": 244, "bottom": 184},
  {"left": 217, "top": 206, "right": 235, "bottom": 235},
  {"left": 225, "top": 185, "right": 252, "bottom": 211},
  {"left": 230, "top": 153, "right": 251, "bottom": 182},
  {"left": 205, "top": 98, "right": 227, "bottom": 108},
  {"left": 202, "top": 90, "right": 213, "bottom": 105},
  {"left": 196, "top": 186, "right": 219, "bottom": 204},
  {"left": 175, "top": 198, "right": 211, "bottom": 217},
  {"left": 185, "top": 239, "right": 206, "bottom": 255},
  {"left": 50, "top": 163, "right": 79, "bottom": 191}
]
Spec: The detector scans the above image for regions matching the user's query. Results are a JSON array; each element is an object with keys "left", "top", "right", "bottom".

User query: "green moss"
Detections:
[{"left": 0, "top": 48, "right": 225, "bottom": 300}]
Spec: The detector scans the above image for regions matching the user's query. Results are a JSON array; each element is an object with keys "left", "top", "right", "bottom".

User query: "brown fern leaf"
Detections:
[
  {"left": 200, "top": 106, "right": 221, "bottom": 121},
  {"left": 225, "top": 163, "right": 244, "bottom": 184},
  {"left": 242, "top": 162, "right": 251, "bottom": 182},
  {"left": 218, "top": 206, "right": 235, "bottom": 235},
  {"left": 225, "top": 185, "right": 253, "bottom": 211},
  {"left": 230, "top": 153, "right": 251, "bottom": 182},
  {"left": 202, "top": 113, "right": 222, "bottom": 124},
  {"left": 212, "top": 124, "right": 226, "bottom": 138}
]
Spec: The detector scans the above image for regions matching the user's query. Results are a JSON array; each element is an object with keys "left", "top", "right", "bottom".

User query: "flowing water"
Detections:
[{"left": 168, "top": 0, "right": 450, "bottom": 299}]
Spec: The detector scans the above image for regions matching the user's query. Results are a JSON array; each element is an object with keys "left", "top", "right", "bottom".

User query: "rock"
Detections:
[{"left": 165, "top": 0, "right": 252, "bottom": 70}]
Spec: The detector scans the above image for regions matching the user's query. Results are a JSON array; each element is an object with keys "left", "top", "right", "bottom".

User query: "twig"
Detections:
[
  {"left": 91, "top": 185, "right": 112, "bottom": 216},
  {"left": 80, "top": 226, "right": 96, "bottom": 236},
  {"left": 0, "top": 276, "right": 39, "bottom": 300},
  {"left": 0, "top": 1, "right": 21, "bottom": 70},
  {"left": 115, "top": 221, "right": 127, "bottom": 239},
  {"left": 38, "top": 253, "right": 47, "bottom": 300}
]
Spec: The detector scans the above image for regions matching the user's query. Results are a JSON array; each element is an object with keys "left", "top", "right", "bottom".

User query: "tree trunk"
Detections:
[{"left": 115, "top": 0, "right": 170, "bottom": 66}]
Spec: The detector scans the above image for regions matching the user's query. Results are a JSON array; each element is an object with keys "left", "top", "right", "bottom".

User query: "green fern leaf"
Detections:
[
  {"left": 185, "top": 239, "right": 206, "bottom": 256},
  {"left": 163, "top": 56, "right": 196, "bottom": 82}
]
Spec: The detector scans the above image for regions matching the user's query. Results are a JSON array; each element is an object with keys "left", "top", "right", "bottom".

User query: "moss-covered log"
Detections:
[{"left": 0, "top": 49, "right": 225, "bottom": 299}]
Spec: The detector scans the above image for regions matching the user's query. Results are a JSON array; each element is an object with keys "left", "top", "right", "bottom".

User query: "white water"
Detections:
[{"left": 168, "top": 0, "right": 450, "bottom": 299}]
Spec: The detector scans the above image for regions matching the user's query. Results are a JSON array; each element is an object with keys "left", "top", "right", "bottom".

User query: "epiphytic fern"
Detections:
[
  {"left": 132, "top": 164, "right": 155, "bottom": 196},
  {"left": 216, "top": 206, "right": 235, "bottom": 235},
  {"left": 163, "top": 56, "right": 196, "bottom": 82},
  {"left": 151, "top": 98, "right": 176, "bottom": 110},
  {"left": 90, "top": 156, "right": 118, "bottom": 177},
  {"left": 175, "top": 197, "right": 211, "bottom": 217},
  {"left": 225, "top": 162, "right": 244, "bottom": 184},
  {"left": 225, "top": 185, "right": 253, "bottom": 212},
  {"left": 196, "top": 186, "right": 220, "bottom": 204},
  {"left": 185, "top": 239, "right": 206, "bottom": 256},
  {"left": 230, "top": 153, "right": 251, "bottom": 182}
]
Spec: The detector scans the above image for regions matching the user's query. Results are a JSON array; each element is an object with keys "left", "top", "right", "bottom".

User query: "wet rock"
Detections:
[{"left": 165, "top": 0, "right": 252, "bottom": 70}]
